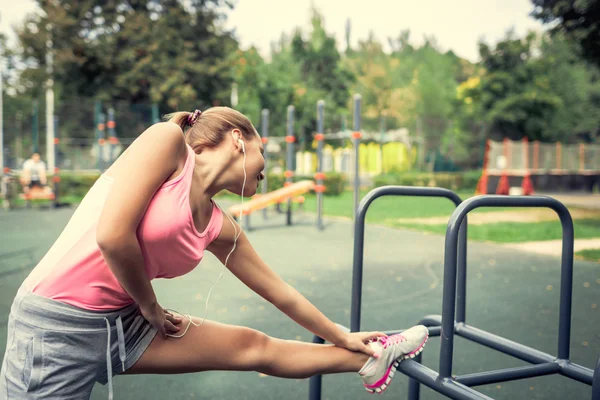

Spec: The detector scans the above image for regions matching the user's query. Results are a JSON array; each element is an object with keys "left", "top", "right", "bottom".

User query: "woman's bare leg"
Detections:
[{"left": 124, "top": 316, "right": 369, "bottom": 379}]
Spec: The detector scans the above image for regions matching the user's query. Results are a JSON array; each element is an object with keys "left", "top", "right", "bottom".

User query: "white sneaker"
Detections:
[{"left": 358, "top": 325, "right": 429, "bottom": 394}]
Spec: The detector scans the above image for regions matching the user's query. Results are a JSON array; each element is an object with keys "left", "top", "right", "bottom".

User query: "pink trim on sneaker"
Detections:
[
  {"left": 364, "top": 365, "right": 394, "bottom": 389},
  {"left": 405, "top": 335, "right": 429, "bottom": 357},
  {"left": 363, "top": 332, "right": 430, "bottom": 390}
]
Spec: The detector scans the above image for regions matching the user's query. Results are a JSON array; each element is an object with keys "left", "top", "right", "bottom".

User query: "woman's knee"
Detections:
[{"left": 238, "top": 328, "right": 272, "bottom": 369}]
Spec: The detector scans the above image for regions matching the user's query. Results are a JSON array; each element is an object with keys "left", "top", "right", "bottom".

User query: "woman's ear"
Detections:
[{"left": 230, "top": 129, "right": 245, "bottom": 153}]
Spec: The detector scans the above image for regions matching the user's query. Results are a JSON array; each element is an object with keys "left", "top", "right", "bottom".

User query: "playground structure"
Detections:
[
  {"left": 238, "top": 95, "right": 369, "bottom": 230},
  {"left": 477, "top": 138, "right": 600, "bottom": 195},
  {"left": 308, "top": 186, "right": 600, "bottom": 400},
  {"left": 228, "top": 180, "right": 315, "bottom": 230}
]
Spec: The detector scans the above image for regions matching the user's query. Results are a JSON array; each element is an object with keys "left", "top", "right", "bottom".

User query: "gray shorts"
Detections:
[{"left": 0, "top": 286, "right": 158, "bottom": 399}]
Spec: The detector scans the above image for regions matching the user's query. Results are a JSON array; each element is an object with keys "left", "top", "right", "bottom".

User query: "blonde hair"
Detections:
[{"left": 165, "top": 107, "right": 257, "bottom": 152}]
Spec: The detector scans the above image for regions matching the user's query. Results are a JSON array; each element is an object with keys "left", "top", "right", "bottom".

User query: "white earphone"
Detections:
[{"left": 165, "top": 130, "right": 247, "bottom": 338}]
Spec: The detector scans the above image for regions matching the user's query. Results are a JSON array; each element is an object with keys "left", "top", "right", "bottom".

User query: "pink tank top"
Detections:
[{"left": 25, "top": 144, "right": 224, "bottom": 311}]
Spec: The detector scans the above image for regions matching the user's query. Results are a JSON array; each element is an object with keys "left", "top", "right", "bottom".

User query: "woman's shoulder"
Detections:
[{"left": 103, "top": 122, "right": 188, "bottom": 179}]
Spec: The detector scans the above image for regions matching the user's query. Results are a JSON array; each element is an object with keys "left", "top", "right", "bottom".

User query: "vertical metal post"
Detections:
[
  {"left": 107, "top": 108, "right": 117, "bottom": 165},
  {"left": 308, "top": 335, "right": 326, "bottom": 400},
  {"left": 352, "top": 94, "right": 361, "bottom": 222},
  {"left": 97, "top": 113, "right": 106, "bottom": 171},
  {"left": 285, "top": 105, "right": 295, "bottom": 226},
  {"left": 52, "top": 116, "right": 59, "bottom": 207},
  {"left": 351, "top": 189, "right": 367, "bottom": 333},
  {"left": 557, "top": 206, "right": 574, "bottom": 360},
  {"left": 407, "top": 351, "right": 423, "bottom": 400},
  {"left": 440, "top": 213, "right": 460, "bottom": 378},
  {"left": 45, "top": 22, "right": 55, "bottom": 174},
  {"left": 592, "top": 356, "right": 600, "bottom": 400},
  {"left": 152, "top": 103, "right": 160, "bottom": 124},
  {"left": 32, "top": 100, "right": 39, "bottom": 154},
  {"left": 261, "top": 109, "right": 269, "bottom": 220},
  {"left": 456, "top": 221, "right": 468, "bottom": 323},
  {"left": 0, "top": 57, "right": 4, "bottom": 203},
  {"left": 315, "top": 100, "right": 325, "bottom": 230}
]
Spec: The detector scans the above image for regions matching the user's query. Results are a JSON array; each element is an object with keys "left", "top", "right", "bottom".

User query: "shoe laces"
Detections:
[{"left": 379, "top": 333, "right": 406, "bottom": 349}]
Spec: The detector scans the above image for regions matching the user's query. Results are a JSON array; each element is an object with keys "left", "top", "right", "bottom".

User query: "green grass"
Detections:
[
  {"left": 391, "top": 219, "right": 600, "bottom": 243},
  {"left": 576, "top": 249, "right": 600, "bottom": 262},
  {"left": 300, "top": 190, "right": 536, "bottom": 221}
]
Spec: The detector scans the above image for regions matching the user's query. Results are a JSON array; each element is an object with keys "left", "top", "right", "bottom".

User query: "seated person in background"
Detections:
[{"left": 20, "top": 152, "right": 47, "bottom": 194}]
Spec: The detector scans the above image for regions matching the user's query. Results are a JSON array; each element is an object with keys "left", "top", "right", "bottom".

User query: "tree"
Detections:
[
  {"left": 473, "top": 29, "right": 600, "bottom": 142},
  {"left": 15, "top": 0, "right": 238, "bottom": 118},
  {"left": 288, "top": 7, "right": 352, "bottom": 142},
  {"left": 531, "top": 0, "right": 600, "bottom": 67}
]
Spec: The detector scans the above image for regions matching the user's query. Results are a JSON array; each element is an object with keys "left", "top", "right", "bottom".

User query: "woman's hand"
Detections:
[
  {"left": 336, "top": 331, "right": 388, "bottom": 357},
  {"left": 140, "top": 302, "right": 183, "bottom": 339}
]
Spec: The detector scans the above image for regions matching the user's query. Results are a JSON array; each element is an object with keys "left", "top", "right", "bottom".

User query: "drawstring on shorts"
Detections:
[{"left": 103, "top": 315, "right": 127, "bottom": 400}]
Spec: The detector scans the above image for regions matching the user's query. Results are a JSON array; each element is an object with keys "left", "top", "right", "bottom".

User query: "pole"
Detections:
[
  {"left": 352, "top": 94, "right": 362, "bottom": 222},
  {"left": 45, "top": 22, "right": 55, "bottom": 173},
  {"left": 316, "top": 100, "right": 325, "bottom": 230},
  {"left": 0, "top": 54, "right": 5, "bottom": 208},
  {"left": 285, "top": 105, "right": 295, "bottom": 226},
  {"left": 261, "top": 109, "right": 269, "bottom": 220},
  {"left": 32, "top": 100, "right": 39, "bottom": 154},
  {"left": 94, "top": 100, "right": 102, "bottom": 169},
  {"left": 151, "top": 103, "right": 160, "bottom": 124},
  {"left": 52, "top": 116, "right": 59, "bottom": 207},
  {"left": 107, "top": 108, "right": 117, "bottom": 164},
  {"left": 97, "top": 113, "right": 106, "bottom": 171}
]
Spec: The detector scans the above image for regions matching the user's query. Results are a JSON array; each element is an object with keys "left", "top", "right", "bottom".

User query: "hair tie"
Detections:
[{"left": 188, "top": 109, "right": 202, "bottom": 125}]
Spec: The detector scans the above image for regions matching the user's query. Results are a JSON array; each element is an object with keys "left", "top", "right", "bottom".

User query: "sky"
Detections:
[{"left": 0, "top": 0, "right": 546, "bottom": 62}]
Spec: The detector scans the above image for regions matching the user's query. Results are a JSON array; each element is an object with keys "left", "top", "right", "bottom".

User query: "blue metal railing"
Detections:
[{"left": 308, "top": 186, "right": 599, "bottom": 400}]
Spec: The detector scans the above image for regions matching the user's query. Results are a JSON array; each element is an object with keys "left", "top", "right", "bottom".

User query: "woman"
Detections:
[{"left": 0, "top": 107, "right": 428, "bottom": 399}]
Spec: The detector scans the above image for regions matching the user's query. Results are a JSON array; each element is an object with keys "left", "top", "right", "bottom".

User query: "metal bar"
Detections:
[
  {"left": 407, "top": 351, "right": 423, "bottom": 400},
  {"left": 592, "top": 356, "right": 600, "bottom": 400},
  {"left": 418, "top": 314, "right": 443, "bottom": 327},
  {"left": 352, "top": 94, "right": 361, "bottom": 223},
  {"left": 456, "top": 220, "right": 468, "bottom": 323},
  {"left": 107, "top": 108, "right": 116, "bottom": 164},
  {"left": 383, "top": 325, "right": 441, "bottom": 337},
  {"left": 97, "top": 112, "right": 105, "bottom": 171},
  {"left": 53, "top": 116, "right": 59, "bottom": 208},
  {"left": 261, "top": 109, "right": 269, "bottom": 220},
  {"left": 441, "top": 195, "right": 575, "bottom": 378},
  {"left": 316, "top": 100, "right": 324, "bottom": 230},
  {"left": 397, "top": 360, "right": 494, "bottom": 400},
  {"left": 308, "top": 335, "right": 326, "bottom": 400},
  {"left": 0, "top": 62, "right": 4, "bottom": 197},
  {"left": 454, "top": 363, "right": 560, "bottom": 387},
  {"left": 286, "top": 105, "right": 295, "bottom": 226},
  {"left": 351, "top": 186, "right": 462, "bottom": 333},
  {"left": 457, "top": 321, "right": 555, "bottom": 366},
  {"left": 559, "top": 361, "right": 594, "bottom": 385}
]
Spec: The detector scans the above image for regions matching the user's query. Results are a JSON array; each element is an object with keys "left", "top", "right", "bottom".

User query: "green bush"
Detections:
[
  {"left": 322, "top": 172, "right": 345, "bottom": 196},
  {"left": 57, "top": 172, "right": 102, "bottom": 197}
]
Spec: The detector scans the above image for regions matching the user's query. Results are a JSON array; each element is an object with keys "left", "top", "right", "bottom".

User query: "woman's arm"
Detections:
[
  {"left": 207, "top": 215, "right": 348, "bottom": 347},
  {"left": 96, "top": 122, "right": 186, "bottom": 315}
]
